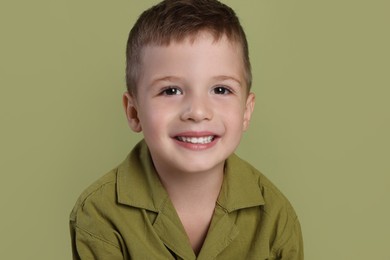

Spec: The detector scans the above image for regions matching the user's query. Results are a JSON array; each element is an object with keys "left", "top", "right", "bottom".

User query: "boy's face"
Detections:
[{"left": 124, "top": 32, "right": 255, "bottom": 175}]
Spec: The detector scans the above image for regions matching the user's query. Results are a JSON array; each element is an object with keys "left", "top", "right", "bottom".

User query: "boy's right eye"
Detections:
[{"left": 160, "top": 87, "right": 183, "bottom": 96}]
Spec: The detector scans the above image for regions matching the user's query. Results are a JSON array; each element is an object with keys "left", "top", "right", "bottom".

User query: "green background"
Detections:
[{"left": 1, "top": 0, "right": 389, "bottom": 259}]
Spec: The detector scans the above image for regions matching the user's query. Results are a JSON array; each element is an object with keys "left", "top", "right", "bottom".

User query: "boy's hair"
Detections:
[{"left": 125, "top": 0, "right": 252, "bottom": 95}]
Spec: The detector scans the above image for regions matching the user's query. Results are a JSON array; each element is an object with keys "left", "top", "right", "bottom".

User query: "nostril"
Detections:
[{"left": 180, "top": 102, "right": 213, "bottom": 122}]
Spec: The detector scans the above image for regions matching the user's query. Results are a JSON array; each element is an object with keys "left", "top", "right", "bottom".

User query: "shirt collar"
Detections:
[
  {"left": 117, "top": 140, "right": 169, "bottom": 212},
  {"left": 117, "top": 140, "right": 265, "bottom": 212},
  {"left": 217, "top": 153, "right": 265, "bottom": 213}
]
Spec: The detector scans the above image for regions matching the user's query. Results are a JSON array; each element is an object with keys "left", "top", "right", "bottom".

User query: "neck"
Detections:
[{"left": 155, "top": 163, "right": 225, "bottom": 208}]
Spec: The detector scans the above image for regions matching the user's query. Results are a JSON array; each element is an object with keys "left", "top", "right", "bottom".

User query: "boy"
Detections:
[{"left": 70, "top": 0, "right": 303, "bottom": 259}]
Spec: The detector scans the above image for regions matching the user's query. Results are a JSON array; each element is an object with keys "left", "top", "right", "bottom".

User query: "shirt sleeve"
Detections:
[
  {"left": 70, "top": 221, "right": 125, "bottom": 260},
  {"left": 276, "top": 216, "right": 304, "bottom": 260}
]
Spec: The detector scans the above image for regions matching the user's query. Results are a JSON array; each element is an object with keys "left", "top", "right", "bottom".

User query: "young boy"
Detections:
[{"left": 70, "top": 0, "right": 303, "bottom": 259}]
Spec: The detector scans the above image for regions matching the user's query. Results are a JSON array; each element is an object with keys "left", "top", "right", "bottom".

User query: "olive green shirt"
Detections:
[{"left": 70, "top": 140, "right": 303, "bottom": 259}]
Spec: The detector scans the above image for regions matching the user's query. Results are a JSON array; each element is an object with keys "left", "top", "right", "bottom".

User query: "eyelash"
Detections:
[
  {"left": 158, "top": 85, "right": 233, "bottom": 96},
  {"left": 159, "top": 87, "right": 183, "bottom": 96},
  {"left": 212, "top": 85, "right": 233, "bottom": 95}
]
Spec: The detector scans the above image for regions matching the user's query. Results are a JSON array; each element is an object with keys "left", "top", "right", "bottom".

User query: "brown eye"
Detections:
[
  {"left": 213, "top": 86, "right": 232, "bottom": 95},
  {"left": 161, "top": 87, "right": 182, "bottom": 96}
]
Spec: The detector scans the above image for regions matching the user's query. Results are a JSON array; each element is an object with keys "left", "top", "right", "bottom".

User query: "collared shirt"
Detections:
[{"left": 70, "top": 140, "right": 303, "bottom": 259}]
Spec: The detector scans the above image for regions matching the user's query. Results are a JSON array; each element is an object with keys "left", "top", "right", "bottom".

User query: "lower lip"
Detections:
[{"left": 173, "top": 137, "right": 219, "bottom": 151}]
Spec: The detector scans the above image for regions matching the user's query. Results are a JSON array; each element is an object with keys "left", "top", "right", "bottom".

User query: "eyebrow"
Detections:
[
  {"left": 211, "top": 75, "right": 243, "bottom": 87},
  {"left": 149, "top": 76, "right": 184, "bottom": 86},
  {"left": 150, "top": 75, "right": 242, "bottom": 86}
]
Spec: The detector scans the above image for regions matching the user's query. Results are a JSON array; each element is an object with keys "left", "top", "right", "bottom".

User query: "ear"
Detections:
[
  {"left": 123, "top": 92, "right": 142, "bottom": 132},
  {"left": 243, "top": 92, "right": 255, "bottom": 131}
]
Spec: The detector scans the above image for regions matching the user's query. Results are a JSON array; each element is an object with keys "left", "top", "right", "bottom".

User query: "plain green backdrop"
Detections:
[{"left": 1, "top": 0, "right": 389, "bottom": 259}]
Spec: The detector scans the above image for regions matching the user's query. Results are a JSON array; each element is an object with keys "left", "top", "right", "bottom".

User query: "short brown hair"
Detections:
[{"left": 125, "top": 0, "right": 252, "bottom": 95}]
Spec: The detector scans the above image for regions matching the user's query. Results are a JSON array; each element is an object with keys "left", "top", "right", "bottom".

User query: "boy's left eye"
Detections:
[
  {"left": 160, "top": 87, "right": 183, "bottom": 96},
  {"left": 213, "top": 86, "right": 232, "bottom": 95}
]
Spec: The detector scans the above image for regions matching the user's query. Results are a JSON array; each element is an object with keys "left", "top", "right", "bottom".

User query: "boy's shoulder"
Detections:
[
  {"left": 69, "top": 166, "right": 118, "bottom": 222},
  {"left": 69, "top": 140, "right": 166, "bottom": 223}
]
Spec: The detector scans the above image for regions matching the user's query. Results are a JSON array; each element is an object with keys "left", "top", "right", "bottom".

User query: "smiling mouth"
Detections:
[{"left": 175, "top": 136, "right": 215, "bottom": 144}]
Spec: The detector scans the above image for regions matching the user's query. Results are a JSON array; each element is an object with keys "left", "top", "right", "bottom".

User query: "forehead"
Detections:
[{"left": 138, "top": 32, "right": 246, "bottom": 83}]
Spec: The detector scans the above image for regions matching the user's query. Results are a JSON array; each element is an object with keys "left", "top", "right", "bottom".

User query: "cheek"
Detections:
[
  {"left": 219, "top": 105, "right": 246, "bottom": 129},
  {"left": 139, "top": 104, "right": 174, "bottom": 129}
]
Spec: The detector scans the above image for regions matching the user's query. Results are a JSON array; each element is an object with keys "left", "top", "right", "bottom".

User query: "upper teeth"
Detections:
[{"left": 177, "top": 136, "right": 214, "bottom": 144}]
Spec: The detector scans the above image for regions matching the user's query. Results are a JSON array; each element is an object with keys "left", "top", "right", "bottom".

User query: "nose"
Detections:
[{"left": 180, "top": 94, "right": 213, "bottom": 122}]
